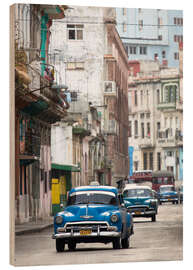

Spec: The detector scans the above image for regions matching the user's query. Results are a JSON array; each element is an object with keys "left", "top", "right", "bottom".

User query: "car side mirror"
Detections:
[{"left": 121, "top": 203, "right": 125, "bottom": 208}]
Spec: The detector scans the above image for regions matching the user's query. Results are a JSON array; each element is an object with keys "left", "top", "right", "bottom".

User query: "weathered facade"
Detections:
[
  {"left": 50, "top": 6, "right": 129, "bottom": 186},
  {"left": 14, "top": 4, "right": 69, "bottom": 223},
  {"left": 128, "top": 60, "right": 183, "bottom": 182}
]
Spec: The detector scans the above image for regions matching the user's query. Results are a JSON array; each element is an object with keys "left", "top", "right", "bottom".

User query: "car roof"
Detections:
[
  {"left": 123, "top": 185, "right": 152, "bottom": 191},
  {"left": 69, "top": 185, "right": 118, "bottom": 195}
]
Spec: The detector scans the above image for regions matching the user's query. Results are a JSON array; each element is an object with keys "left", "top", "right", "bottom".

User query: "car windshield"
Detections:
[
  {"left": 67, "top": 191, "right": 118, "bottom": 206},
  {"left": 160, "top": 186, "right": 175, "bottom": 192},
  {"left": 123, "top": 189, "right": 152, "bottom": 198}
]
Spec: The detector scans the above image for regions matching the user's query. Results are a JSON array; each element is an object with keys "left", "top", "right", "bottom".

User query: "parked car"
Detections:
[
  {"left": 158, "top": 185, "right": 178, "bottom": 205},
  {"left": 52, "top": 185, "right": 134, "bottom": 252},
  {"left": 123, "top": 185, "right": 158, "bottom": 222}
]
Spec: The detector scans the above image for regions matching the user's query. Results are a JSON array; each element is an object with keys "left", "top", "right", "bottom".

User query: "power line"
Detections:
[{"left": 15, "top": 18, "right": 183, "bottom": 27}]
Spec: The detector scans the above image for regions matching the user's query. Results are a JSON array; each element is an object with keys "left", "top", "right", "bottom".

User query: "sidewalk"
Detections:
[{"left": 15, "top": 217, "right": 54, "bottom": 236}]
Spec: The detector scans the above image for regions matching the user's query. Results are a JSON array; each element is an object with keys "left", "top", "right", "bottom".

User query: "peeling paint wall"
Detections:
[{"left": 51, "top": 123, "right": 73, "bottom": 166}]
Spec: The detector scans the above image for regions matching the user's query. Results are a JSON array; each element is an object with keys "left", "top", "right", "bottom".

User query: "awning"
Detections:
[{"left": 51, "top": 163, "right": 80, "bottom": 172}]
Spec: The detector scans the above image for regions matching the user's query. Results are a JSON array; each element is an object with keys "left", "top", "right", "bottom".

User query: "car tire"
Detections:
[
  {"left": 172, "top": 201, "right": 175, "bottom": 204},
  {"left": 121, "top": 237, "right": 130, "bottom": 249},
  {"left": 151, "top": 214, "right": 156, "bottom": 222},
  {"left": 159, "top": 201, "right": 162, "bottom": 205},
  {"left": 68, "top": 241, "right": 76, "bottom": 251},
  {"left": 112, "top": 237, "right": 121, "bottom": 249},
  {"left": 56, "top": 239, "right": 65, "bottom": 252}
]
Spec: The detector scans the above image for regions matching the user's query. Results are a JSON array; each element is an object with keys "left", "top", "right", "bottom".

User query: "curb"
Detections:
[{"left": 15, "top": 223, "right": 54, "bottom": 236}]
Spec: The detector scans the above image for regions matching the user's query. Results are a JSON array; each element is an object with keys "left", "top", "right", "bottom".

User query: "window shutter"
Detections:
[{"left": 165, "top": 86, "right": 169, "bottom": 103}]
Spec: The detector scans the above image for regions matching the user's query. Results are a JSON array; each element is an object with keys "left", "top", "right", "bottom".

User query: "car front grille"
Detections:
[
  {"left": 127, "top": 206, "right": 150, "bottom": 212},
  {"left": 64, "top": 221, "right": 109, "bottom": 233}
]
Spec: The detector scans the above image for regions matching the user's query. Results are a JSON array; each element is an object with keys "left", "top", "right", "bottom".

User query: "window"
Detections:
[
  {"left": 146, "top": 113, "right": 150, "bottom": 118},
  {"left": 134, "top": 161, "right": 138, "bottom": 171},
  {"left": 122, "top": 8, "right": 127, "bottom": 15},
  {"left": 158, "top": 17, "right": 163, "bottom": 28},
  {"left": 174, "top": 17, "right": 183, "bottom": 25},
  {"left": 141, "top": 122, "right": 144, "bottom": 138},
  {"left": 139, "top": 46, "right": 147, "bottom": 55},
  {"left": 164, "top": 85, "right": 177, "bottom": 102},
  {"left": 174, "top": 52, "right": 179, "bottom": 60},
  {"left": 177, "top": 18, "right": 181, "bottom": 25},
  {"left": 157, "top": 122, "right": 160, "bottom": 138},
  {"left": 158, "top": 35, "right": 162, "bottom": 40},
  {"left": 167, "top": 166, "right": 174, "bottom": 172},
  {"left": 174, "top": 35, "right": 183, "bottom": 43},
  {"left": 134, "top": 90, "right": 138, "bottom": 105},
  {"left": 167, "top": 151, "right": 173, "bottom": 157},
  {"left": 162, "top": 51, "right": 166, "bottom": 59},
  {"left": 149, "top": 152, "right": 153, "bottom": 171},
  {"left": 140, "top": 113, "right": 144, "bottom": 119},
  {"left": 128, "top": 121, "right": 132, "bottom": 137},
  {"left": 129, "top": 46, "right": 137, "bottom": 54},
  {"left": 147, "top": 122, "right": 150, "bottom": 137},
  {"left": 139, "top": 20, "right": 143, "bottom": 30},
  {"left": 154, "top": 53, "right": 158, "bottom": 60},
  {"left": 143, "top": 153, "right": 147, "bottom": 170},
  {"left": 157, "top": 152, "right": 161, "bottom": 170},
  {"left": 140, "top": 90, "right": 143, "bottom": 105},
  {"left": 67, "top": 24, "right": 84, "bottom": 40},
  {"left": 147, "top": 90, "right": 149, "bottom": 106},
  {"left": 157, "top": 89, "right": 160, "bottom": 104},
  {"left": 134, "top": 120, "right": 138, "bottom": 136},
  {"left": 165, "top": 117, "right": 168, "bottom": 127}
]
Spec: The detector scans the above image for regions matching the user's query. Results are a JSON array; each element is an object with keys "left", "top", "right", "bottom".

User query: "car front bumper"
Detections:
[
  {"left": 52, "top": 231, "right": 121, "bottom": 239},
  {"left": 160, "top": 198, "right": 178, "bottom": 202},
  {"left": 126, "top": 207, "right": 157, "bottom": 217}
]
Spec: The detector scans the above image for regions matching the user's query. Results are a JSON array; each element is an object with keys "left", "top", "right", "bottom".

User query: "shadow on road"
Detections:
[{"left": 133, "top": 220, "right": 152, "bottom": 223}]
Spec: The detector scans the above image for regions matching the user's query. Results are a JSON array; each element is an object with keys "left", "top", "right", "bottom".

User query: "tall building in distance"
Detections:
[{"left": 116, "top": 8, "right": 183, "bottom": 68}]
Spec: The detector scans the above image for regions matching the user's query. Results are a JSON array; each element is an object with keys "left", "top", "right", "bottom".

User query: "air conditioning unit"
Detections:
[{"left": 104, "top": 81, "right": 116, "bottom": 95}]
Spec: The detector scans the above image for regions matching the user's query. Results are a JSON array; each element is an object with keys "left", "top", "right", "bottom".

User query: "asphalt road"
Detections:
[{"left": 14, "top": 203, "right": 183, "bottom": 266}]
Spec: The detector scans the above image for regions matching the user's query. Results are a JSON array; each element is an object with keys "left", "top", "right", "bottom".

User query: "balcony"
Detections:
[
  {"left": 157, "top": 102, "right": 176, "bottom": 110},
  {"left": 139, "top": 137, "right": 154, "bottom": 149}
]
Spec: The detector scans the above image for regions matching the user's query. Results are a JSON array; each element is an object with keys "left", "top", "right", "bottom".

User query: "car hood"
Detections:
[
  {"left": 124, "top": 197, "right": 152, "bottom": 206},
  {"left": 60, "top": 204, "right": 120, "bottom": 222}
]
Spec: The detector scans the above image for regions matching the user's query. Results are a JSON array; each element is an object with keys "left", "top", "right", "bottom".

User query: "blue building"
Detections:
[{"left": 116, "top": 8, "right": 183, "bottom": 68}]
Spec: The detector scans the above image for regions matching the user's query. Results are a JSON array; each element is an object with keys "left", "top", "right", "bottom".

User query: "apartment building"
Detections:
[
  {"left": 128, "top": 60, "right": 183, "bottom": 181},
  {"left": 116, "top": 8, "right": 183, "bottom": 68}
]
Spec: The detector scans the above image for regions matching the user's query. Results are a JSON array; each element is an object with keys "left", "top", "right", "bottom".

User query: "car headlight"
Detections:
[
  {"left": 110, "top": 214, "right": 119, "bottom": 223},
  {"left": 55, "top": 215, "right": 63, "bottom": 225}
]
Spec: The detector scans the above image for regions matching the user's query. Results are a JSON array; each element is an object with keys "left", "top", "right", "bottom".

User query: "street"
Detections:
[{"left": 14, "top": 203, "right": 183, "bottom": 266}]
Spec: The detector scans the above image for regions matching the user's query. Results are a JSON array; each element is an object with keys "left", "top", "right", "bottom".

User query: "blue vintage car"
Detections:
[
  {"left": 52, "top": 185, "right": 134, "bottom": 252},
  {"left": 158, "top": 185, "right": 178, "bottom": 204},
  {"left": 123, "top": 185, "right": 158, "bottom": 222}
]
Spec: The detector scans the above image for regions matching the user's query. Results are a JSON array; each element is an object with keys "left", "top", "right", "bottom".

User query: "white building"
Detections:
[{"left": 128, "top": 60, "right": 183, "bottom": 181}]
